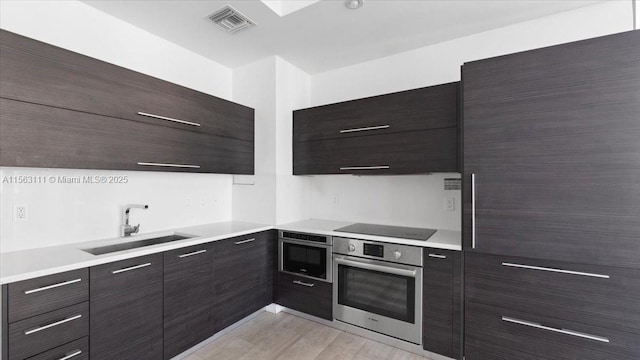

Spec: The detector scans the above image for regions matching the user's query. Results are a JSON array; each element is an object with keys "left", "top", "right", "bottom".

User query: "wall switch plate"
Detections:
[
  {"left": 444, "top": 197, "right": 455, "bottom": 211},
  {"left": 14, "top": 204, "right": 28, "bottom": 221}
]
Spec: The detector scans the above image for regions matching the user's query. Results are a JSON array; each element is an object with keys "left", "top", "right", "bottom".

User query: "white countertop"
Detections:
[
  {"left": 277, "top": 219, "right": 461, "bottom": 251},
  {"left": 0, "top": 221, "right": 271, "bottom": 285},
  {"left": 1, "top": 218, "right": 461, "bottom": 285}
]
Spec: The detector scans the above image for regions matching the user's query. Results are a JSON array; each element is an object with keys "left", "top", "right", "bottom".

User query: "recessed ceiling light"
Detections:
[{"left": 346, "top": 0, "right": 363, "bottom": 10}]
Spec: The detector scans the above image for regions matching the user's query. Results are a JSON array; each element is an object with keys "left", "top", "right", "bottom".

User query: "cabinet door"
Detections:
[
  {"left": 0, "top": 98, "right": 254, "bottom": 174},
  {"left": 294, "top": 128, "right": 458, "bottom": 175},
  {"left": 462, "top": 30, "right": 640, "bottom": 268},
  {"left": 90, "top": 254, "right": 163, "bottom": 360},
  {"left": 0, "top": 29, "right": 254, "bottom": 141},
  {"left": 275, "top": 272, "right": 333, "bottom": 321},
  {"left": 294, "top": 83, "right": 458, "bottom": 141},
  {"left": 163, "top": 244, "right": 214, "bottom": 360},
  {"left": 422, "top": 249, "right": 461, "bottom": 359},
  {"left": 212, "top": 231, "right": 275, "bottom": 332}
]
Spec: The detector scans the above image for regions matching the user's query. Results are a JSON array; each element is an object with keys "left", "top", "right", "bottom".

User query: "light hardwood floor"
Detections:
[{"left": 183, "top": 312, "right": 431, "bottom": 360}]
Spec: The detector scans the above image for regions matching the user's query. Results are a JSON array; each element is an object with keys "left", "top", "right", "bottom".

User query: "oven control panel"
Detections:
[{"left": 333, "top": 237, "right": 423, "bottom": 266}]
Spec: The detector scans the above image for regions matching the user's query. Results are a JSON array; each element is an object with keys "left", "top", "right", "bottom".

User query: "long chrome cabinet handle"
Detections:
[
  {"left": 428, "top": 253, "right": 447, "bottom": 259},
  {"left": 471, "top": 173, "right": 476, "bottom": 249},
  {"left": 24, "top": 278, "right": 82, "bottom": 294},
  {"left": 293, "top": 280, "right": 315, "bottom": 287},
  {"left": 24, "top": 314, "right": 82, "bottom": 335},
  {"left": 501, "top": 316, "right": 610, "bottom": 343},
  {"left": 334, "top": 257, "right": 417, "bottom": 278},
  {"left": 339, "top": 125, "right": 390, "bottom": 134},
  {"left": 137, "top": 162, "right": 201, "bottom": 169},
  {"left": 234, "top": 238, "right": 256, "bottom": 245},
  {"left": 501, "top": 262, "right": 610, "bottom": 279},
  {"left": 137, "top": 111, "right": 201, "bottom": 127},
  {"left": 111, "top": 262, "right": 152, "bottom": 274},
  {"left": 58, "top": 350, "right": 82, "bottom": 360},
  {"left": 178, "top": 249, "right": 207, "bottom": 258},
  {"left": 340, "top": 166, "right": 390, "bottom": 171}
]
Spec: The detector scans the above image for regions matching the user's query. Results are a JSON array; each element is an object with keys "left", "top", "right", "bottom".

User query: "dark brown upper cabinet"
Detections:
[
  {"left": 0, "top": 29, "right": 254, "bottom": 174},
  {"left": 293, "top": 82, "right": 459, "bottom": 175},
  {"left": 462, "top": 30, "right": 640, "bottom": 268}
]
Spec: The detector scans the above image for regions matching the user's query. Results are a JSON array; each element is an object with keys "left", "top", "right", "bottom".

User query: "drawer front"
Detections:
[
  {"left": 0, "top": 98, "right": 254, "bottom": 174},
  {"left": 0, "top": 29, "right": 254, "bottom": 141},
  {"left": 90, "top": 253, "right": 163, "bottom": 360},
  {"left": 26, "top": 337, "right": 88, "bottom": 360},
  {"left": 465, "top": 302, "right": 640, "bottom": 360},
  {"left": 293, "top": 82, "right": 458, "bottom": 142},
  {"left": 465, "top": 253, "right": 640, "bottom": 334},
  {"left": 275, "top": 272, "right": 332, "bottom": 320},
  {"left": 293, "top": 128, "right": 458, "bottom": 175},
  {"left": 213, "top": 231, "right": 274, "bottom": 296},
  {"left": 9, "top": 302, "right": 88, "bottom": 360},
  {"left": 8, "top": 268, "right": 88, "bottom": 323}
]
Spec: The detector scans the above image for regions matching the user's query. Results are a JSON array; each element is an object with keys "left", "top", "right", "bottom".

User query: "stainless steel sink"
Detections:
[{"left": 83, "top": 233, "right": 194, "bottom": 255}]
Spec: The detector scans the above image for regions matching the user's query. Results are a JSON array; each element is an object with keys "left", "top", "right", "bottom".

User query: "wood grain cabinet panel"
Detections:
[
  {"left": 275, "top": 272, "right": 333, "bottom": 320},
  {"left": 422, "top": 249, "right": 461, "bottom": 359},
  {"left": 0, "top": 98, "right": 254, "bottom": 174},
  {"left": 8, "top": 302, "right": 88, "bottom": 360},
  {"left": 293, "top": 128, "right": 458, "bottom": 175},
  {"left": 462, "top": 30, "right": 640, "bottom": 267},
  {"left": 90, "top": 254, "right": 163, "bottom": 360},
  {"left": 212, "top": 231, "right": 275, "bottom": 332},
  {"left": 7, "top": 268, "right": 88, "bottom": 323},
  {"left": 25, "top": 336, "right": 88, "bottom": 360},
  {"left": 163, "top": 243, "right": 215, "bottom": 360},
  {"left": 0, "top": 29, "right": 254, "bottom": 141},
  {"left": 294, "top": 82, "right": 458, "bottom": 141},
  {"left": 465, "top": 301, "right": 640, "bottom": 360}
]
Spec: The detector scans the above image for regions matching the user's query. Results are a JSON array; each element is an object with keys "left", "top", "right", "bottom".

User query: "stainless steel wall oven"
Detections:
[
  {"left": 333, "top": 237, "right": 423, "bottom": 344},
  {"left": 279, "top": 231, "right": 332, "bottom": 282}
]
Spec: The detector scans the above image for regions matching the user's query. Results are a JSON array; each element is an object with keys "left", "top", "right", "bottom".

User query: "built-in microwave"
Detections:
[{"left": 279, "top": 231, "right": 332, "bottom": 282}]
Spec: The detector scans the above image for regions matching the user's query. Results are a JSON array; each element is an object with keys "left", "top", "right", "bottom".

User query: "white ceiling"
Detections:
[{"left": 82, "top": 0, "right": 603, "bottom": 74}]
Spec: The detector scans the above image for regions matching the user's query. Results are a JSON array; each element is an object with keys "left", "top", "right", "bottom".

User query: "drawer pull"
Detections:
[
  {"left": 428, "top": 253, "right": 447, "bottom": 259},
  {"left": 111, "top": 262, "right": 152, "bottom": 274},
  {"left": 234, "top": 238, "right": 256, "bottom": 245},
  {"left": 137, "top": 111, "right": 201, "bottom": 127},
  {"left": 293, "top": 280, "right": 315, "bottom": 287},
  {"left": 501, "top": 316, "right": 610, "bottom": 343},
  {"left": 137, "top": 162, "right": 201, "bottom": 169},
  {"left": 58, "top": 350, "right": 82, "bottom": 360},
  {"left": 24, "top": 278, "right": 82, "bottom": 294},
  {"left": 24, "top": 314, "right": 82, "bottom": 335},
  {"left": 501, "top": 262, "right": 610, "bottom": 279},
  {"left": 178, "top": 249, "right": 207, "bottom": 258},
  {"left": 340, "top": 166, "right": 390, "bottom": 171},
  {"left": 339, "top": 124, "right": 390, "bottom": 134}
]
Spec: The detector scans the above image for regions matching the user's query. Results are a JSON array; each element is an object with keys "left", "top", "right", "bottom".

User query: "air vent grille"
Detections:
[{"left": 208, "top": 5, "right": 255, "bottom": 34}]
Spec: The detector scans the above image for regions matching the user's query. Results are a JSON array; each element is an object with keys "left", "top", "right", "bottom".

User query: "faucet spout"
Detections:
[{"left": 121, "top": 204, "right": 149, "bottom": 237}]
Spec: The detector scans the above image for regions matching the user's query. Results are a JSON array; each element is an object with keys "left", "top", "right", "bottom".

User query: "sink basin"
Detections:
[{"left": 83, "top": 233, "right": 194, "bottom": 255}]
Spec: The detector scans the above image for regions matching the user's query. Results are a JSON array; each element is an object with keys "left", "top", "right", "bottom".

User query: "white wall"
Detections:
[
  {"left": 308, "top": 0, "right": 635, "bottom": 230},
  {"left": 0, "top": 0, "right": 235, "bottom": 253}
]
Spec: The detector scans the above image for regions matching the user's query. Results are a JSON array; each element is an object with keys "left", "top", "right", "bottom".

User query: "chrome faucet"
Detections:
[{"left": 121, "top": 204, "right": 149, "bottom": 237}]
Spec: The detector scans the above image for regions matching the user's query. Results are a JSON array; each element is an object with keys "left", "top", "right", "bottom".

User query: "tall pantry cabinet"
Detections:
[{"left": 462, "top": 30, "right": 640, "bottom": 360}]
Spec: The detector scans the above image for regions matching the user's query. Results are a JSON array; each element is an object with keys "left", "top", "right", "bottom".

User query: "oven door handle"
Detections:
[{"left": 334, "top": 257, "right": 417, "bottom": 278}]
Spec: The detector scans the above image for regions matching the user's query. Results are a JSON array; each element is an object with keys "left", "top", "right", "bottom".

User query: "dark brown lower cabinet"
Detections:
[
  {"left": 163, "top": 244, "right": 215, "bottom": 360},
  {"left": 25, "top": 337, "right": 88, "bottom": 360},
  {"left": 212, "top": 231, "right": 275, "bottom": 332},
  {"left": 422, "top": 249, "right": 461, "bottom": 359},
  {"left": 275, "top": 272, "right": 333, "bottom": 321},
  {"left": 90, "top": 253, "right": 163, "bottom": 360}
]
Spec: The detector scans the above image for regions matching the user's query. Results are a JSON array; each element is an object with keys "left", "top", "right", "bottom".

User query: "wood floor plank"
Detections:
[{"left": 314, "top": 331, "right": 368, "bottom": 360}]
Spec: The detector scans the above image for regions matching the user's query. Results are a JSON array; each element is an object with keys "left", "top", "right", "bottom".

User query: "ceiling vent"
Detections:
[{"left": 208, "top": 5, "right": 255, "bottom": 34}]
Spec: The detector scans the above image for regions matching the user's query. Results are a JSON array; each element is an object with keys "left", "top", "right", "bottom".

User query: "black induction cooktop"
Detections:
[{"left": 334, "top": 223, "right": 437, "bottom": 241}]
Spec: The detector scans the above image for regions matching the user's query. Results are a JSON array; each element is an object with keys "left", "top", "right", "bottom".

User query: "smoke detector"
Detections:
[
  {"left": 208, "top": 5, "right": 255, "bottom": 34},
  {"left": 346, "top": 0, "right": 364, "bottom": 10}
]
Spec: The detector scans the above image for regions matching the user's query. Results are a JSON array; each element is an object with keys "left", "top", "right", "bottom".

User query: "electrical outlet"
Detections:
[
  {"left": 14, "top": 205, "right": 28, "bottom": 221},
  {"left": 444, "top": 197, "right": 455, "bottom": 211},
  {"left": 332, "top": 195, "right": 339, "bottom": 206}
]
